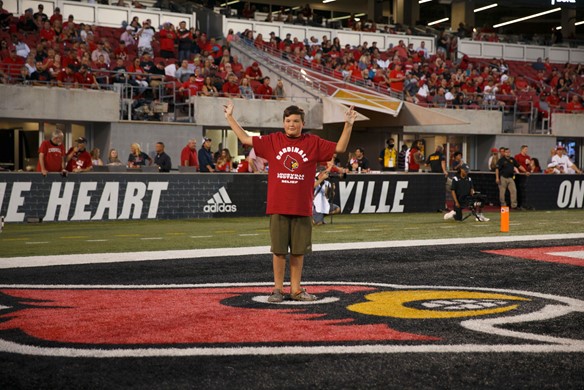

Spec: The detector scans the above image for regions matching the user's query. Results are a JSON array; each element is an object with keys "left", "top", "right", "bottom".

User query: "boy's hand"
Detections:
[
  {"left": 345, "top": 105, "right": 357, "bottom": 125},
  {"left": 223, "top": 100, "right": 234, "bottom": 118}
]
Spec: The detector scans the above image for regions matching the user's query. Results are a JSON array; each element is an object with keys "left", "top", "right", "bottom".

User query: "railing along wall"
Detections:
[
  {"left": 458, "top": 39, "right": 584, "bottom": 65},
  {"left": 4, "top": 0, "right": 195, "bottom": 29},
  {"left": 223, "top": 17, "right": 436, "bottom": 54}
]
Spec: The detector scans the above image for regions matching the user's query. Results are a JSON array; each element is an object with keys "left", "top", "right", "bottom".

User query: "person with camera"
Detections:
[
  {"left": 444, "top": 164, "right": 489, "bottom": 222},
  {"left": 313, "top": 168, "right": 340, "bottom": 226},
  {"left": 136, "top": 19, "right": 155, "bottom": 57}
]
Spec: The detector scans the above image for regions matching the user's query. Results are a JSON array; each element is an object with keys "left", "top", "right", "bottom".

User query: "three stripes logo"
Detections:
[{"left": 203, "top": 187, "right": 237, "bottom": 213}]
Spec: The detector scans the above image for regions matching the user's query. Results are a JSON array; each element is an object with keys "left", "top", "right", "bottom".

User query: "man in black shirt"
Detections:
[
  {"left": 154, "top": 142, "right": 172, "bottom": 172},
  {"left": 198, "top": 137, "right": 215, "bottom": 172},
  {"left": 425, "top": 145, "right": 448, "bottom": 176},
  {"left": 148, "top": 61, "right": 166, "bottom": 98},
  {"left": 397, "top": 144, "right": 408, "bottom": 171},
  {"left": 495, "top": 147, "right": 529, "bottom": 209},
  {"left": 177, "top": 21, "right": 192, "bottom": 62},
  {"left": 444, "top": 164, "right": 489, "bottom": 222},
  {"left": 33, "top": 4, "right": 48, "bottom": 22}
]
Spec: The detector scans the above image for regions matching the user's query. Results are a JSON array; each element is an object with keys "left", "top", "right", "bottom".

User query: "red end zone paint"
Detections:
[
  {"left": 0, "top": 286, "right": 436, "bottom": 345},
  {"left": 484, "top": 246, "right": 584, "bottom": 267}
]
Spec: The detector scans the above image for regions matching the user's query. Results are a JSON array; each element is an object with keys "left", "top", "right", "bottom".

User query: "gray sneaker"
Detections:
[
  {"left": 267, "top": 289, "right": 285, "bottom": 303},
  {"left": 290, "top": 288, "right": 317, "bottom": 302}
]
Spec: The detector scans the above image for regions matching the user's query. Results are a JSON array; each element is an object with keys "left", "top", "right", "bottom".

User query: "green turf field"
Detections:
[{"left": 1, "top": 210, "right": 583, "bottom": 258}]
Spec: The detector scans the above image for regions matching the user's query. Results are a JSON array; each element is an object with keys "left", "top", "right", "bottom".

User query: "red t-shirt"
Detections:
[
  {"left": 389, "top": 69, "right": 405, "bottom": 92},
  {"left": 36, "top": 140, "right": 65, "bottom": 172},
  {"left": 57, "top": 70, "right": 76, "bottom": 84},
  {"left": 181, "top": 81, "right": 198, "bottom": 97},
  {"left": 566, "top": 101, "right": 584, "bottom": 112},
  {"left": 222, "top": 81, "right": 239, "bottom": 96},
  {"left": 231, "top": 61, "right": 243, "bottom": 76},
  {"left": 408, "top": 147, "right": 420, "bottom": 172},
  {"left": 252, "top": 132, "right": 336, "bottom": 216},
  {"left": 75, "top": 72, "right": 95, "bottom": 86},
  {"left": 256, "top": 84, "right": 273, "bottom": 99},
  {"left": 514, "top": 153, "right": 531, "bottom": 172},
  {"left": 245, "top": 66, "right": 262, "bottom": 79},
  {"left": 66, "top": 147, "right": 92, "bottom": 172},
  {"left": 49, "top": 14, "right": 63, "bottom": 25},
  {"left": 180, "top": 146, "right": 199, "bottom": 168},
  {"left": 40, "top": 28, "right": 55, "bottom": 41}
]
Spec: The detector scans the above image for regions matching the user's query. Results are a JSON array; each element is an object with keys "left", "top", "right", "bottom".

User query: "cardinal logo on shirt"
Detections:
[{"left": 283, "top": 155, "right": 299, "bottom": 172}]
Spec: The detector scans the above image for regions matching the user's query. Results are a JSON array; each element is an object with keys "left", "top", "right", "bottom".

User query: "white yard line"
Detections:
[{"left": 1, "top": 233, "right": 584, "bottom": 269}]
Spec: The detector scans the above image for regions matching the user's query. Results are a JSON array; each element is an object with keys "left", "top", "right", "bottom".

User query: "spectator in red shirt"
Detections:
[
  {"left": 566, "top": 95, "right": 583, "bottom": 113},
  {"left": 65, "top": 137, "right": 93, "bottom": 172},
  {"left": 179, "top": 73, "right": 200, "bottom": 98},
  {"left": 546, "top": 89, "right": 561, "bottom": 110},
  {"left": 245, "top": 61, "right": 262, "bottom": 82},
  {"left": 180, "top": 139, "right": 199, "bottom": 169},
  {"left": 49, "top": 7, "right": 62, "bottom": 25},
  {"left": 39, "top": 21, "right": 56, "bottom": 42},
  {"left": 514, "top": 76, "right": 530, "bottom": 93},
  {"left": 113, "top": 40, "right": 129, "bottom": 61},
  {"left": 63, "top": 14, "right": 75, "bottom": 30},
  {"left": 37, "top": 129, "right": 66, "bottom": 175},
  {"left": 256, "top": 76, "right": 273, "bottom": 99},
  {"left": 62, "top": 49, "right": 80, "bottom": 72},
  {"left": 222, "top": 73, "right": 241, "bottom": 98},
  {"left": 159, "top": 22, "right": 177, "bottom": 59},
  {"left": 127, "top": 57, "right": 149, "bottom": 93},
  {"left": 197, "top": 33, "right": 209, "bottom": 53},
  {"left": 75, "top": 64, "right": 99, "bottom": 89},
  {"left": 2, "top": 49, "right": 25, "bottom": 77},
  {"left": 57, "top": 64, "right": 78, "bottom": 87},
  {"left": 393, "top": 40, "right": 408, "bottom": 61},
  {"left": 514, "top": 145, "right": 532, "bottom": 172},
  {"left": 388, "top": 62, "right": 405, "bottom": 93}
]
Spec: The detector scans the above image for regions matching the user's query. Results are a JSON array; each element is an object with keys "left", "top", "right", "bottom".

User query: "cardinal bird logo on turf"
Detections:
[
  {"left": 283, "top": 155, "right": 299, "bottom": 172},
  {"left": 0, "top": 283, "right": 583, "bottom": 357}
]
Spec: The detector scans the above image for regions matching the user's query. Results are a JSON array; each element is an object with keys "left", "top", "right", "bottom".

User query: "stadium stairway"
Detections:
[{"left": 229, "top": 37, "right": 404, "bottom": 123}]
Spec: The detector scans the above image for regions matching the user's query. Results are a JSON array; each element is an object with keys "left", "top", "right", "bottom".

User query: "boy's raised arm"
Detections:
[
  {"left": 223, "top": 100, "right": 253, "bottom": 146},
  {"left": 336, "top": 105, "right": 357, "bottom": 153}
]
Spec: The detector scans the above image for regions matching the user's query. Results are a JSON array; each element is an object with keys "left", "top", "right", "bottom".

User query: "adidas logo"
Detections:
[{"left": 203, "top": 187, "right": 237, "bottom": 213}]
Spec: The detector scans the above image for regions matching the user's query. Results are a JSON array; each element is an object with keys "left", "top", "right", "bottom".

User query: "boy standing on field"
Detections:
[{"left": 223, "top": 101, "right": 357, "bottom": 302}]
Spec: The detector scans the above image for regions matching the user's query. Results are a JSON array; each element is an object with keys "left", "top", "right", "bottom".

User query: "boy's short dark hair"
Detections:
[
  {"left": 283, "top": 105, "right": 305, "bottom": 122},
  {"left": 453, "top": 151, "right": 462, "bottom": 158}
]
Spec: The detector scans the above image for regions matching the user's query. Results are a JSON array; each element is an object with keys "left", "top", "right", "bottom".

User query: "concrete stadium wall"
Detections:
[
  {"left": 94, "top": 122, "right": 204, "bottom": 169},
  {"left": 552, "top": 114, "right": 584, "bottom": 137},
  {"left": 0, "top": 85, "right": 119, "bottom": 123},
  {"left": 193, "top": 97, "right": 323, "bottom": 130},
  {"left": 475, "top": 134, "right": 556, "bottom": 172},
  {"left": 404, "top": 109, "right": 503, "bottom": 135}
]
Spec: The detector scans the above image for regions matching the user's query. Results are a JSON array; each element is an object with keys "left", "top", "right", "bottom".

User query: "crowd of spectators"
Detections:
[
  {"left": 1, "top": 3, "right": 583, "bottom": 120},
  {"left": 245, "top": 28, "right": 584, "bottom": 116},
  {"left": 0, "top": 6, "right": 288, "bottom": 101}
]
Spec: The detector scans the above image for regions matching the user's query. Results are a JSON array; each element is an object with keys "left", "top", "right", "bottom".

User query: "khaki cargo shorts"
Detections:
[{"left": 269, "top": 214, "right": 312, "bottom": 255}]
